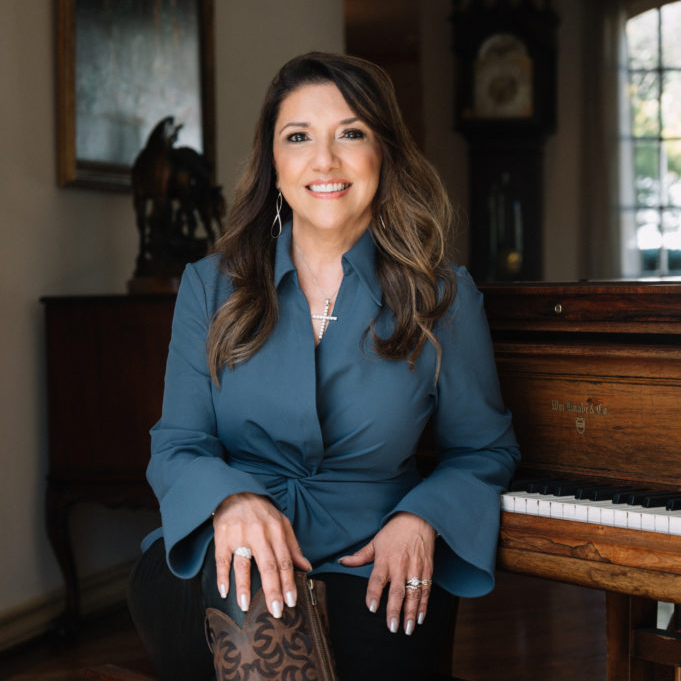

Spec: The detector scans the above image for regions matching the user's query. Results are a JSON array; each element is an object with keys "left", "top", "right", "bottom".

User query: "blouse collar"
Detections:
[{"left": 273, "top": 221, "right": 382, "bottom": 307}]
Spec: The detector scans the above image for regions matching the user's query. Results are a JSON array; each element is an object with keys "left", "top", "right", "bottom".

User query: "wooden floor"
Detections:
[{"left": 0, "top": 571, "right": 605, "bottom": 681}]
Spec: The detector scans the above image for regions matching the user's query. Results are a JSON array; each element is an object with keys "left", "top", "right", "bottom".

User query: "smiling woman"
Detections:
[{"left": 127, "top": 52, "right": 520, "bottom": 681}]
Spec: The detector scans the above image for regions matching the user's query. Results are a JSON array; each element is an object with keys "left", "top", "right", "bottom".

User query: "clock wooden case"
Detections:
[{"left": 451, "top": 0, "right": 559, "bottom": 282}]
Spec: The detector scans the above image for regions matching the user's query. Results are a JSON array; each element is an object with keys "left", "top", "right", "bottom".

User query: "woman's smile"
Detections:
[{"left": 306, "top": 180, "right": 352, "bottom": 197}]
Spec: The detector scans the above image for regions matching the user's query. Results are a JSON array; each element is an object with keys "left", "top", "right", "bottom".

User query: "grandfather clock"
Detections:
[{"left": 451, "top": 0, "right": 559, "bottom": 281}]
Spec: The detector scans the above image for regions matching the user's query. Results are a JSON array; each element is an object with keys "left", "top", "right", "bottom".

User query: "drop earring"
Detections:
[{"left": 271, "top": 190, "right": 283, "bottom": 238}]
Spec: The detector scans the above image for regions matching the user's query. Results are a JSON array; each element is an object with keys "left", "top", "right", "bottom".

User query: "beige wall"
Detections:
[
  {"left": 1, "top": 0, "right": 139, "bottom": 623},
  {"left": 543, "top": 0, "right": 583, "bottom": 281},
  {"left": 420, "top": 0, "right": 471, "bottom": 266},
  {"left": 0, "top": 0, "right": 343, "bottom": 633}
]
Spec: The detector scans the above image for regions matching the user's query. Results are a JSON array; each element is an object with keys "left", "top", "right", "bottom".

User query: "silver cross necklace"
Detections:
[{"left": 293, "top": 241, "right": 340, "bottom": 341}]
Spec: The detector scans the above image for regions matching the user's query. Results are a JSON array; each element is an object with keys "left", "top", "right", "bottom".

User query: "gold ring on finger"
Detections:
[{"left": 419, "top": 579, "right": 433, "bottom": 587}]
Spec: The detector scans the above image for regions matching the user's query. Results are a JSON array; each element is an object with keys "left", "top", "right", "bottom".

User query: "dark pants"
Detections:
[{"left": 128, "top": 538, "right": 454, "bottom": 681}]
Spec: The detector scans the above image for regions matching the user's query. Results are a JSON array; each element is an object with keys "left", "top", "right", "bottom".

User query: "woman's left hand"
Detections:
[{"left": 338, "top": 511, "right": 437, "bottom": 635}]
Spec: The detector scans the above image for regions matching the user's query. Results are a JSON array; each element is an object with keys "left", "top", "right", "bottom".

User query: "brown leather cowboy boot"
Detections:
[{"left": 205, "top": 573, "right": 338, "bottom": 681}]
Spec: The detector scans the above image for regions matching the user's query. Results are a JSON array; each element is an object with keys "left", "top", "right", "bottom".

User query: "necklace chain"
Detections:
[
  {"left": 292, "top": 240, "right": 341, "bottom": 341},
  {"left": 292, "top": 241, "right": 341, "bottom": 301}
]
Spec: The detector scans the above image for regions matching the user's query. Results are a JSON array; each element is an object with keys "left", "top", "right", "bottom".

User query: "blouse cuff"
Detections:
[{"left": 159, "top": 457, "right": 274, "bottom": 577}]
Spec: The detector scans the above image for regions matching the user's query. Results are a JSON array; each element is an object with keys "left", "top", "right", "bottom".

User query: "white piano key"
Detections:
[
  {"left": 584, "top": 499, "right": 619, "bottom": 526},
  {"left": 655, "top": 510, "right": 671, "bottom": 534},
  {"left": 538, "top": 498, "right": 552, "bottom": 517},
  {"left": 613, "top": 507, "right": 629, "bottom": 528},
  {"left": 575, "top": 500, "right": 589, "bottom": 522},
  {"left": 587, "top": 503, "right": 601, "bottom": 524},
  {"left": 561, "top": 501, "right": 578, "bottom": 521},
  {"left": 524, "top": 494, "right": 541, "bottom": 516},
  {"left": 501, "top": 494, "right": 515, "bottom": 512},
  {"left": 638, "top": 507, "right": 671, "bottom": 533},
  {"left": 549, "top": 498, "right": 565, "bottom": 519},
  {"left": 500, "top": 491, "right": 542, "bottom": 515},
  {"left": 640, "top": 508, "right": 658, "bottom": 532},
  {"left": 508, "top": 491, "right": 531, "bottom": 513},
  {"left": 669, "top": 513, "right": 681, "bottom": 536},
  {"left": 600, "top": 504, "right": 615, "bottom": 527},
  {"left": 626, "top": 508, "right": 643, "bottom": 531}
]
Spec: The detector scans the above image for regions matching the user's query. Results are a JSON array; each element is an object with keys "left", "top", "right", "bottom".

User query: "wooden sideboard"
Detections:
[{"left": 41, "top": 294, "right": 176, "bottom": 634}]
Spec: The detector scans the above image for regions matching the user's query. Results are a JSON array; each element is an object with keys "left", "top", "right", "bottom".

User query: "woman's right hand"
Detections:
[{"left": 212, "top": 492, "right": 312, "bottom": 618}]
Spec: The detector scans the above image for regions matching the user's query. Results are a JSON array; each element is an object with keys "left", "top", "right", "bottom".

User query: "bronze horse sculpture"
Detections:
[{"left": 131, "top": 116, "right": 225, "bottom": 279}]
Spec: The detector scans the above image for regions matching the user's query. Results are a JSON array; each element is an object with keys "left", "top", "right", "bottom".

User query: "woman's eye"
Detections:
[
  {"left": 286, "top": 132, "right": 308, "bottom": 143},
  {"left": 342, "top": 128, "right": 366, "bottom": 140}
]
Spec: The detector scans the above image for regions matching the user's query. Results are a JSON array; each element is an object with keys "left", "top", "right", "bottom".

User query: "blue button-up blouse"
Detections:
[{"left": 144, "top": 222, "right": 519, "bottom": 598}]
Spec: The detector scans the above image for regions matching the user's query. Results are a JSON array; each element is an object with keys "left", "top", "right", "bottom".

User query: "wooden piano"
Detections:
[{"left": 480, "top": 281, "right": 681, "bottom": 681}]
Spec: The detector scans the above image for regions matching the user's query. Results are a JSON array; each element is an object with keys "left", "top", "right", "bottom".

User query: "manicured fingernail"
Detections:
[
  {"left": 272, "top": 600, "right": 283, "bottom": 618},
  {"left": 405, "top": 619, "right": 415, "bottom": 636},
  {"left": 369, "top": 599, "right": 377, "bottom": 613},
  {"left": 239, "top": 593, "right": 249, "bottom": 612},
  {"left": 219, "top": 583, "right": 227, "bottom": 599},
  {"left": 417, "top": 611, "right": 425, "bottom": 625},
  {"left": 389, "top": 617, "right": 399, "bottom": 633},
  {"left": 285, "top": 591, "right": 296, "bottom": 607}
]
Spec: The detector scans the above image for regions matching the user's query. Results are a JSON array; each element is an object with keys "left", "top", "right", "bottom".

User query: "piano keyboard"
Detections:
[{"left": 501, "top": 480, "right": 681, "bottom": 536}]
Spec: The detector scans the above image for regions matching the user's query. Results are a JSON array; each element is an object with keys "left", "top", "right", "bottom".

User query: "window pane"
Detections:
[
  {"left": 663, "top": 209, "right": 681, "bottom": 271},
  {"left": 630, "top": 70, "right": 660, "bottom": 136},
  {"left": 627, "top": 9, "right": 659, "bottom": 70},
  {"left": 662, "top": 70, "right": 681, "bottom": 137},
  {"left": 662, "top": 2, "right": 681, "bottom": 68},
  {"left": 663, "top": 139, "right": 681, "bottom": 206},
  {"left": 635, "top": 141, "right": 660, "bottom": 206},
  {"left": 636, "top": 209, "right": 661, "bottom": 272}
]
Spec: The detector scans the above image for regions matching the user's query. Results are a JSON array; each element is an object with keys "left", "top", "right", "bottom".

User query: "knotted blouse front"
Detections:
[{"left": 144, "top": 222, "right": 520, "bottom": 597}]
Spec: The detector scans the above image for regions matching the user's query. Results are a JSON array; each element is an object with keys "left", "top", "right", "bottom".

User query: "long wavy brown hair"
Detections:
[{"left": 207, "top": 52, "right": 456, "bottom": 384}]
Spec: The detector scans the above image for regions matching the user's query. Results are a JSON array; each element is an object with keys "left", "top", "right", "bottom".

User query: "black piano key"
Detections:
[
  {"left": 626, "top": 491, "right": 669, "bottom": 507},
  {"left": 544, "top": 481, "right": 585, "bottom": 496},
  {"left": 537, "top": 479, "right": 574, "bottom": 494},
  {"left": 612, "top": 489, "right": 653, "bottom": 504},
  {"left": 639, "top": 493, "right": 679, "bottom": 508},
  {"left": 666, "top": 496, "right": 681, "bottom": 511},
  {"left": 588, "top": 486, "right": 640, "bottom": 502},
  {"left": 574, "top": 485, "right": 598, "bottom": 500},
  {"left": 526, "top": 479, "right": 555, "bottom": 493},
  {"left": 510, "top": 479, "right": 540, "bottom": 492}
]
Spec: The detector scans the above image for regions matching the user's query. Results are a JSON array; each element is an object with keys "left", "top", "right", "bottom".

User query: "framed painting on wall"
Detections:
[{"left": 56, "top": 0, "right": 215, "bottom": 191}]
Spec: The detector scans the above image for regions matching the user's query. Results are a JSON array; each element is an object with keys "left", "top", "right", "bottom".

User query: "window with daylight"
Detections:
[{"left": 621, "top": 1, "right": 681, "bottom": 276}]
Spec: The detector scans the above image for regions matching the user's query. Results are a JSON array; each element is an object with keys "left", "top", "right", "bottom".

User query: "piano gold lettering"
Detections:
[
  {"left": 551, "top": 398, "right": 608, "bottom": 416},
  {"left": 567, "top": 401, "right": 593, "bottom": 414}
]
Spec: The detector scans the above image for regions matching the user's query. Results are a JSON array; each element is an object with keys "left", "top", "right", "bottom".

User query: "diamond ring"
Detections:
[
  {"left": 405, "top": 577, "right": 422, "bottom": 590},
  {"left": 234, "top": 546, "right": 253, "bottom": 559},
  {"left": 405, "top": 577, "right": 432, "bottom": 590}
]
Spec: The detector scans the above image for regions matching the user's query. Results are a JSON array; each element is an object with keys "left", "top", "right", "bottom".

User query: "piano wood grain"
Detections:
[{"left": 498, "top": 512, "right": 681, "bottom": 602}]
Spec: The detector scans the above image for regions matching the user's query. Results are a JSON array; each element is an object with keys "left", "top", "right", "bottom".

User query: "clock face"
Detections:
[{"left": 473, "top": 33, "right": 533, "bottom": 119}]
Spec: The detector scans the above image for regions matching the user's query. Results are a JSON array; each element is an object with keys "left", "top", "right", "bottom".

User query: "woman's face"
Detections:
[{"left": 272, "top": 82, "right": 382, "bottom": 239}]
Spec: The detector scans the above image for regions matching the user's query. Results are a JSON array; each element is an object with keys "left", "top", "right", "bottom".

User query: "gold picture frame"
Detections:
[{"left": 56, "top": 0, "right": 215, "bottom": 191}]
